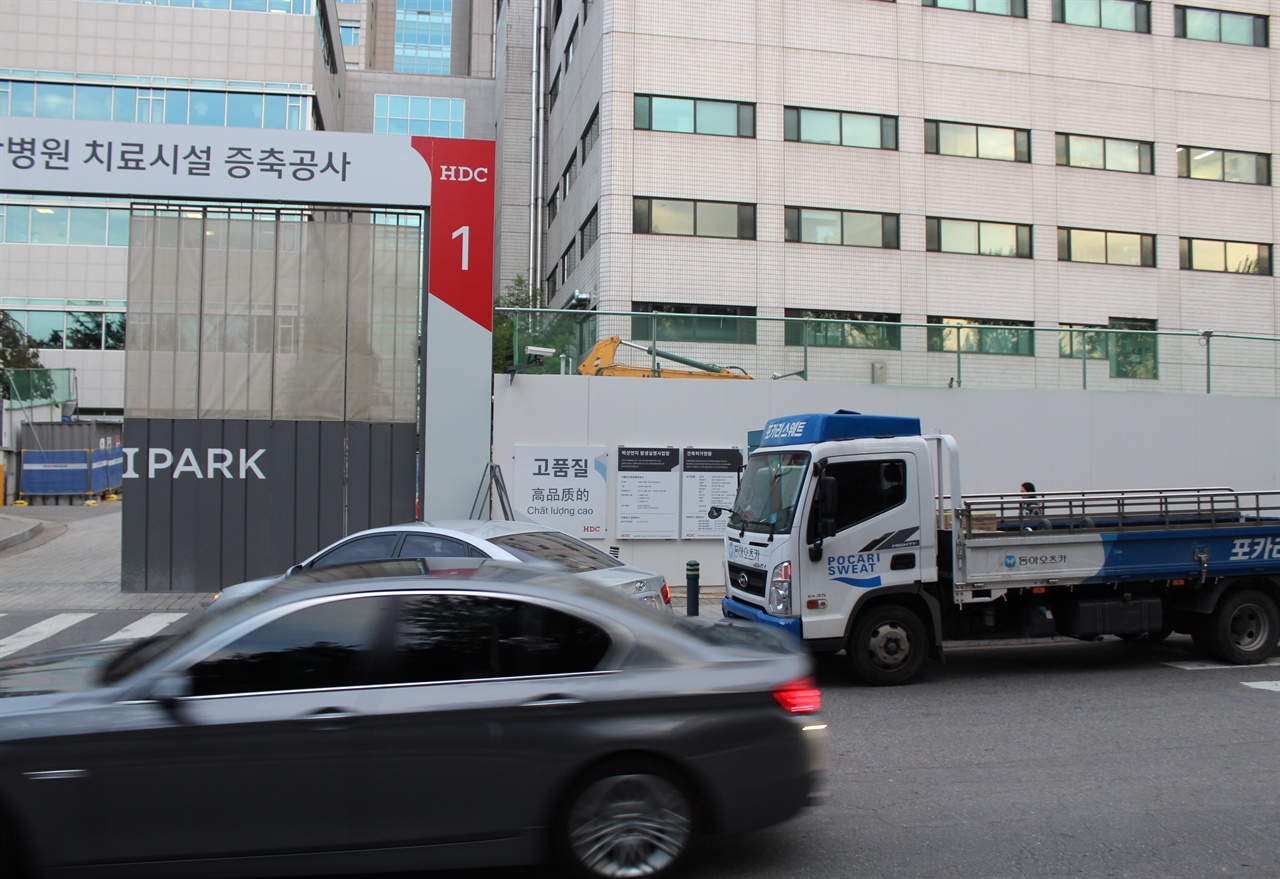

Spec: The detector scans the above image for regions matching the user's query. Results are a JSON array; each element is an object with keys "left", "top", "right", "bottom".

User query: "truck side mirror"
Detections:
[
  {"left": 818, "top": 475, "right": 838, "bottom": 521},
  {"left": 707, "top": 506, "right": 724, "bottom": 520}
]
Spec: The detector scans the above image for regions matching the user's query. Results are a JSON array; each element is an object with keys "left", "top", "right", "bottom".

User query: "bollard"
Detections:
[{"left": 685, "top": 560, "right": 700, "bottom": 616}]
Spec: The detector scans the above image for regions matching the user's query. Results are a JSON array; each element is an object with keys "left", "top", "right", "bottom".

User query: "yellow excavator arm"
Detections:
[{"left": 578, "top": 336, "right": 753, "bottom": 379}]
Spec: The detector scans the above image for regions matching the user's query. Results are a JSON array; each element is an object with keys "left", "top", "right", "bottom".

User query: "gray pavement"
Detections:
[{"left": 0, "top": 502, "right": 725, "bottom": 615}]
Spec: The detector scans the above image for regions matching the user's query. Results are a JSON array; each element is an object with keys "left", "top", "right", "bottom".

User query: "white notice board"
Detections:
[
  {"left": 512, "top": 445, "right": 608, "bottom": 537},
  {"left": 616, "top": 447, "right": 680, "bottom": 539},
  {"left": 681, "top": 448, "right": 743, "bottom": 539}
]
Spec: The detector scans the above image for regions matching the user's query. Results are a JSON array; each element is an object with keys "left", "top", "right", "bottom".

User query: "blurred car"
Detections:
[
  {"left": 0, "top": 560, "right": 826, "bottom": 879},
  {"left": 208, "top": 519, "right": 672, "bottom": 615}
]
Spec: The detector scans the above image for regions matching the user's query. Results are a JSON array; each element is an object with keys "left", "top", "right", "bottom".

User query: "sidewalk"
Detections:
[{"left": 0, "top": 503, "right": 727, "bottom": 616}]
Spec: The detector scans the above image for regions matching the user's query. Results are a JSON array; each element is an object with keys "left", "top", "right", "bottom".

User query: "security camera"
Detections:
[{"left": 525, "top": 346, "right": 556, "bottom": 358}]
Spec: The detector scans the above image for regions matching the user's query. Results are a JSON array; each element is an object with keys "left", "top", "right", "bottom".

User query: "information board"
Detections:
[
  {"left": 681, "top": 447, "right": 743, "bottom": 539},
  {"left": 512, "top": 446, "right": 608, "bottom": 537},
  {"left": 616, "top": 447, "right": 680, "bottom": 539}
]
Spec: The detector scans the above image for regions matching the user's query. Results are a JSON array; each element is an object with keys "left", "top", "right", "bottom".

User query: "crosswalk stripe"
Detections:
[
  {"left": 1243, "top": 681, "right": 1280, "bottom": 692},
  {"left": 1164, "top": 657, "right": 1280, "bottom": 670},
  {"left": 0, "top": 613, "right": 95, "bottom": 659},
  {"left": 101, "top": 613, "right": 188, "bottom": 643}
]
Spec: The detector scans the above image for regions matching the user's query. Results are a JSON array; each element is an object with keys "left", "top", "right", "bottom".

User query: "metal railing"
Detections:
[
  {"left": 1, "top": 368, "right": 76, "bottom": 410},
  {"left": 498, "top": 308, "right": 1280, "bottom": 397}
]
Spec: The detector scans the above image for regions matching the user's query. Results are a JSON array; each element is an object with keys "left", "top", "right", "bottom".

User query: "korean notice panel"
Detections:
[
  {"left": 681, "top": 448, "right": 743, "bottom": 539},
  {"left": 512, "top": 446, "right": 607, "bottom": 537},
  {"left": 616, "top": 447, "right": 681, "bottom": 539}
]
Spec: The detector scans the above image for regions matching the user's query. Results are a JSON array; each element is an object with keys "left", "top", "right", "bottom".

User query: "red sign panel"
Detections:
[{"left": 412, "top": 137, "right": 497, "bottom": 332}]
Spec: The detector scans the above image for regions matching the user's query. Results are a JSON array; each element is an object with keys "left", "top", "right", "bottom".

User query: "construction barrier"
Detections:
[{"left": 19, "top": 448, "right": 124, "bottom": 499}]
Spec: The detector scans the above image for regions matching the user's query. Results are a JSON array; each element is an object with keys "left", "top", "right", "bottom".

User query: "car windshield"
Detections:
[
  {"left": 487, "top": 531, "right": 623, "bottom": 573},
  {"left": 729, "top": 452, "right": 810, "bottom": 534}
]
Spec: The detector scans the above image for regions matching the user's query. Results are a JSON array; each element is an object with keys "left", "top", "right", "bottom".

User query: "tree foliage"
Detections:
[{"left": 0, "top": 309, "right": 52, "bottom": 401}]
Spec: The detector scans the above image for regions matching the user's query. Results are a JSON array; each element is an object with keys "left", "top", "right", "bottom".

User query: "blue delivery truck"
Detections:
[{"left": 718, "top": 411, "right": 1280, "bottom": 685}]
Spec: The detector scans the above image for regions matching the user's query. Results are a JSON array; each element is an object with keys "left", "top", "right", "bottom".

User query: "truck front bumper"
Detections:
[{"left": 722, "top": 596, "right": 802, "bottom": 639}]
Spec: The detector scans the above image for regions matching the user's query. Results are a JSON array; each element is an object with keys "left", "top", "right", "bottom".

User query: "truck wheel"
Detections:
[
  {"left": 1198, "top": 589, "right": 1279, "bottom": 664},
  {"left": 847, "top": 605, "right": 927, "bottom": 686}
]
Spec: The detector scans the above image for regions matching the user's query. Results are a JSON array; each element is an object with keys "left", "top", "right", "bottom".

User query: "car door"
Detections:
[
  {"left": 340, "top": 591, "right": 622, "bottom": 849},
  {"left": 65, "top": 594, "right": 395, "bottom": 866}
]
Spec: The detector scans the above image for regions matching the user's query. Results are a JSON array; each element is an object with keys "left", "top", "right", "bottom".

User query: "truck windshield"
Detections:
[{"left": 729, "top": 452, "right": 810, "bottom": 534}]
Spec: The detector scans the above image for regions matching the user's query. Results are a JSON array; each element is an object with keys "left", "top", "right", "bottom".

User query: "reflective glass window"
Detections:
[
  {"left": 630, "top": 302, "right": 757, "bottom": 345},
  {"left": 227, "top": 93, "right": 265, "bottom": 127},
  {"left": 25, "top": 311, "right": 65, "bottom": 348},
  {"left": 74, "top": 85, "right": 113, "bottom": 121},
  {"left": 1054, "top": 0, "right": 1150, "bottom": 32},
  {"left": 928, "top": 120, "right": 1029, "bottom": 161},
  {"left": 1181, "top": 238, "right": 1271, "bottom": 274},
  {"left": 927, "top": 218, "right": 1031, "bottom": 257},
  {"left": 398, "top": 533, "right": 475, "bottom": 558},
  {"left": 785, "top": 107, "right": 895, "bottom": 149},
  {"left": 37, "top": 83, "right": 74, "bottom": 118},
  {"left": 1176, "top": 6, "right": 1267, "bottom": 46},
  {"left": 927, "top": 316, "right": 1034, "bottom": 355},
  {"left": 311, "top": 533, "right": 402, "bottom": 569},
  {"left": 104, "top": 313, "right": 126, "bottom": 350},
  {"left": 651, "top": 199, "right": 694, "bottom": 235},
  {"left": 69, "top": 208, "right": 108, "bottom": 246},
  {"left": 784, "top": 309, "right": 902, "bottom": 350},
  {"left": 30, "top": 207, "right": 69, "bottom": 244},
  {"left": 696, "top": 201, "right": 739, "bottom": 237},
  {"left": 65, "top": 312, "right": 103, "bottom": 350},
  {"left": 1177, "top": 145, "right": 1269, "bottom": 185},
  {"left": 189, "top": 91, "right": 226, "bottom": 126},
  {"left": 634, "top": 197, "right": 755, "bottom": 240},
  {"left": 1059, "top": 228, "right": 1155, "bottom": 266}
]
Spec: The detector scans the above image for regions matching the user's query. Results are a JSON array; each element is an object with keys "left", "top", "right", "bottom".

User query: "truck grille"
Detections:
[{"left": 728, "top": 563, "right": 767, "bottom": 598}]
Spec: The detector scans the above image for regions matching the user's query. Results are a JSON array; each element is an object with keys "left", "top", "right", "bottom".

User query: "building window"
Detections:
[
  {"left": 784, "top": 309, "right": 901, "bottom": 349},
  {"left": 1052, "top": 0, "right": 1150, "bottom": 32},
  {"left": 564, "top": 21, "right": 578, "bottom": 69},
  {"left": 5, "top": 308, "right": 126, "bottom": 351},
  {"left": 783, "top": 107, "right": 896, "bottom": 150},
  {"left": 633, "top": 197, "right": 756, "bottom": 240},
  {"left": 579, "top": 206, "right": 599, "bottom": 257},
  {"left": 339, "top": 21, "right": 361, "bottom": 46},
  {"left": 1056, "top": 133, "right": 1153, "bottom": 173},
  {"left": 1177, "top": 145, "right": 1270, "bottom": 185},
  {"left": 546, "top": 187, "right": 560, "bottom": 224},
  {"left": 373, "top": 94, "right": 464, "bottom": 137},
  {"left": 545, "top": 269, "right": 558, "bottom": 301},
  {"left": 548, "top": 70, "right": 561, "bottom": 112},
  {"left": 2, "top": 201, "right": 131, "bottom": 246},
  {"left": 1059, "top": 318, "right": 1158, "bottom": 379},
  {"left": 922, "top": 0, "right": 1027, "bottom": 17},
  {"left": 631, "top": 302, "right": 757, "bottom": 344},
  {"left": 927, "top": 317, "right": 1034, "bottom": 356},
  {"left": 634, "top": 95, "right": 755, "bottom": 138},
  {"left": 563, "top": 151, "right": 577, "bottom": 193},
  {"left": 394, "top": 0, "right": 453, "bottom": 75},
  {"left": 926, "top": 218, "right": 1031, "bottom": 258},
  {"left": 1058, "top": 228, "right": 1155, "bottom": 267},
  {"left": 784, "top": 207, "right": 899, "bottom": 249},
  {"left": 561, "top": 242, "right": 577, "bottom": 282},
  {"left": 90, "top": 0, "right": 312, "bottom": 9},
  {"left": 926, "top": 120, "right": 1030, "bottom": 162},
  {"left": 1175, "top": 6, "right": 1268, "bottom": 46},
  {"left": 581, "top": 107, "right": 600, "bottom": 160},
  {"left": 1180, "top": 238, "right": 1272, "bottom": 274}
]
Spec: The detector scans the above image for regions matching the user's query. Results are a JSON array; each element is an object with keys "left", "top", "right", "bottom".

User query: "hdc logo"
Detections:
[{"left": 438, "top": 165, "right": 489, "bottom": 182}]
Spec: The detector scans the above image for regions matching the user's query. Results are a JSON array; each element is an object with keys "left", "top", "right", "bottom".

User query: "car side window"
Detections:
[
  {"left": 398, "top": 533, "right": 475, "bottom": 559},
  {"left": 311, "top": 534, "right": 401, "bottom": 569},
  {"left": 375, "top": 594, "right": 611, "bottom": 684},
  {"left": 824, "top": 459, "right": 908, "bottom": 532},
  {"left": 188, "top": 596, "right": 389, "bottom": 696}
]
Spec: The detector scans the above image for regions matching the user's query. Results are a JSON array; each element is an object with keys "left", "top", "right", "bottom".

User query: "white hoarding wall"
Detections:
[{"left": 493, "top": 375, "right": 1280, "bottom": 588}]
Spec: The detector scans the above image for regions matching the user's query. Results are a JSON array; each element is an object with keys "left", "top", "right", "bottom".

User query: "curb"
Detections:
[{"left": 0, "top": 516, "right": 43, "bottom": 553}]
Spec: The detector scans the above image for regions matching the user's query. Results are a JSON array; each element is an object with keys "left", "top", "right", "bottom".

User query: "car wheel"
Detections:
[
  {"left": 847, "top": 604, "right": 927, "bottom": 686},
  {"left": 559, "top": 758, "right": 695, "bottom": 879},
  {"left": 1198, "top": 589, "right": 1279, "bottom": 664}
]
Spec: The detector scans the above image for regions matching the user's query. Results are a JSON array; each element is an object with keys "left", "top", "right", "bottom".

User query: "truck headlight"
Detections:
[{"left": 767, "top": 561, "right": 793, "bottom": 616}]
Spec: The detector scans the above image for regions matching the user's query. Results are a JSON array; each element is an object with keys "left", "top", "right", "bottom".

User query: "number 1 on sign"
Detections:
[{"left": 452, "top": 225, "right": 470, "bottom": 271}]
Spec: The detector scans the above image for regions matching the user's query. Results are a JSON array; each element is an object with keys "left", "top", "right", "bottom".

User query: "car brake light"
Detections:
[
  {"left": 660, "top": 582, "right": 671, "bottom": 605},
  {"left": 773, "top": 676, "right": 821, "bottom": 715}
]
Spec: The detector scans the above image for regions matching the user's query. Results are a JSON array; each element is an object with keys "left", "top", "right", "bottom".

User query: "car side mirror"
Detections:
[{"left": 149, "top": 671, "right": 193, "bottom": 718}]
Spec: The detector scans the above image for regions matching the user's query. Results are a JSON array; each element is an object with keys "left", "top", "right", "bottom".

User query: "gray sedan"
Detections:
[{"left": 0, "top": 560, "right": 826, "bottom": 879}]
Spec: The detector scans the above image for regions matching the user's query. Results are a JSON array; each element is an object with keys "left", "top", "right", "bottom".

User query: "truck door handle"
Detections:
[{"left": 890, "top": 553, "right": 916, "bottom": 570}]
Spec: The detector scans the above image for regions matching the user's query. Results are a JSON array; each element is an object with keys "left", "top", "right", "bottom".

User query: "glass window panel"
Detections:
[
  {"left": 1190, "top": 148, "right": 1223, "bottom": 180},
  {"left": 650, "top": 199, "right": 695, "bottom": 235},
  {"left": 1105, "top": 139, "right": 1140, "bottom": 172},
  {"left": 74, "top": 85, "right": 113, "bottom": 121},
  {"left": 164, "top": 90, "right": 189, "bottom": 124},
  {"left": 1185, "top": 8, "right": 1218, "bottom": 40},
  {"left": 112, "top": 87, "right": 137, "bottom": 122},
  {"left": 938, "top": 0, "right": 970, "bottom": 8},
  {"left": 696, "top": 100, "right": 738, "bottom": 136},
  {"left": 801, "top": 209, "right": 841, "bottom": 244},
  {"left": 25, "top": 311, "right": 65, "bottom": 348},
  {"left": 697, "top": 202, "right": 740, "bottom": 238},
  {"left": 104, "top": 313, "right": 126, "bottom": 350},
  {"left": 10, "top": 81, "right": 35, "bottom": 116},
  {"left": 30, "top": 207, "right": 69, "bottom": 244},
  {"left": 36, "top": 83, "right": 74, "bottom": 118},
  {"left": 1223, "top": 151, "right": 1259, "bottom": 184},
  {"left": 1065, "top": 0, "right": 1101, "bottom": 26},
  {"left": 69, "top": 207, "right": 108, "bottom": 245},
  {"left": 650, "top": 97, "right": 694, "bottom": 133},
  {"left": 1070, "top": 229, "right": 1107, "bottom": 263},
  {"left": 1099, "top": 0, "right": 1134, "bottom": 30},
  {"left": 1220, "top": 12, "right": 1254, "bottom": 45},
  {"left": 802, "top": 109, "right": 841, "bottom": 145},
  {"left": 977, "top": 126, "right": 1016, "bottom": 161},
  {"left": 980, "top": 222, "right": 1018, "bottom": 256},
  {"left": 65, "top": 312, "right": 103, "bottom": 350},
  {"left": 1107, "top": 232, "right": 1142, "bottom": 266},
  {"left": 842, "top": 114, "right": 881, "bottom": 148},
  {"left": 189, "top": 91, "right": 226, "bottom": 125},
  {"left": 389, "top": 94, "right": 410, "bottom": 117},
  {"left": 226, "top": 92, "right": 264, "bottom": 128},
  {"left": 976, "top": 0, "right": 1013, "bottom": 12},
  {"left": 1191, "top": 238, "right": 1226, "bottom": 271},
  {"left": 1225, "top": 241, "right": 1262, "bottom": 273},
  {"left": 1071, "top": 135, "right": 1105, "bottom": 168},
  {"left": 5, "top": 206, "right": 29, "bottom": 243},
  {"left": 938, "top": 123, "right": 977, "bottom": 157},
  {"left": 843, "top": 212, "right": 883, "bottom": 247},
  {"left": 939, "top": 219, "right": 979, "bottom": 253}
]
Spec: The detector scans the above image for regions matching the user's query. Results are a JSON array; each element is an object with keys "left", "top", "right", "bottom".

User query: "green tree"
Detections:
[
  {"left": 491, "top": 276, "right": 539, "bottom": 373},
  {"left": 0, "top": 309, "right": 54, "bottom": 401}
]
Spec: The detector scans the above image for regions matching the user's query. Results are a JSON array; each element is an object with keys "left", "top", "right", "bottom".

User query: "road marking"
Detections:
[
  {"left": 0, "top": 613, "right": 95, "bottom": 659},
  {"left": 1243, "top": 681, "right": 1280, "bottom": 692},
  {"left": 1164, "top": 657, "right": 1280, "bottom": 671},
  {"left": 101, "top": 613, "right": 188, "bottom": 643}
]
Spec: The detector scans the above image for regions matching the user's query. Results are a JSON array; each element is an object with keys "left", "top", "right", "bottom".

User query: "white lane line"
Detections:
[
  {"left": 1164, "top": 657, "right": 1280, "bottom": 671},
  {"left": 101, "top": 613, "right": 189, "bottom": 643},
  {"left": 0, "top": 613, "right": 95, "bottom": 659},
  {"left": 1243, "top": 681, "right": 1280, "bottom": 692}
]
